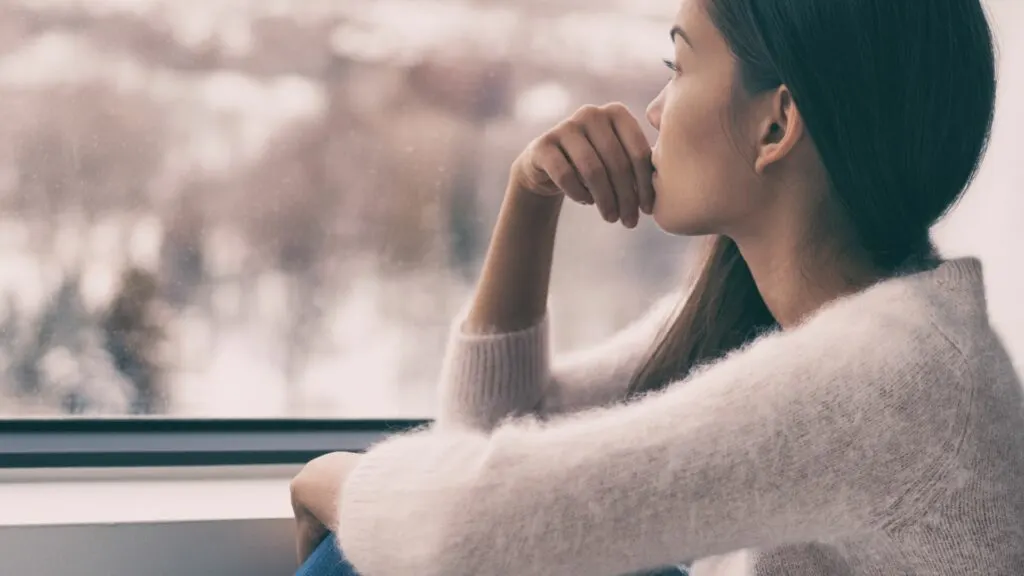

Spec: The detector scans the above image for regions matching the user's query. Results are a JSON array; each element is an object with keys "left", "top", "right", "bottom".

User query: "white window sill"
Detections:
[
  {"left": 0, "top": 465, "right": 298, "bottom": 526},
  {"left": 0, "top": 466, "right": 304, "bottom": 576}
]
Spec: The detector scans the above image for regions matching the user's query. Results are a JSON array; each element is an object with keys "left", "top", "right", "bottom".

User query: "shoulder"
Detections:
[
  {"left": 694, "top": 260, "right": 993, "bottom": 424},
  {"left": 773, "top": 258, "right": 996, "bottom": 419},
  {"left": 808, "top": 258, "right": 989, "bottom": 363}
]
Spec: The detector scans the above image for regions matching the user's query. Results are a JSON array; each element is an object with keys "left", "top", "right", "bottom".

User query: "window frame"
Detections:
[{"left": 0, "top": 418, "right": 429, "bottom": 468}]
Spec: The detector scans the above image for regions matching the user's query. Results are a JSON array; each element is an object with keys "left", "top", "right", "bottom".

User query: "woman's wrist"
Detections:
[{"left": 504, "top": 182, "right": 565, "bottom": 220}]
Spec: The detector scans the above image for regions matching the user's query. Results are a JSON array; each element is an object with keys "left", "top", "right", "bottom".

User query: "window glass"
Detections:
[{"left": 0, "top": 0, "right": 1018, "bottom": 418}]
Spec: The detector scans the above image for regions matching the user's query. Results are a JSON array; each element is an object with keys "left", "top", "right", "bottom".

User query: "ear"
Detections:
[{"left": 753, "top": 85, "right": 804, "bottom": 175}]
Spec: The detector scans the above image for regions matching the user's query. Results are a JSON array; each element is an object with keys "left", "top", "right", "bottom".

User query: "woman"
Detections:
[{"left": 291, "top": 0, "right": 1024, "bottom": 573}]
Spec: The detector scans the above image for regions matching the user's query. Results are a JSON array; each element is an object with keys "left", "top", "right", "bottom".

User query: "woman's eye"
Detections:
[{"left": 662, "top": 58, "right": 681, "bottom": 75}]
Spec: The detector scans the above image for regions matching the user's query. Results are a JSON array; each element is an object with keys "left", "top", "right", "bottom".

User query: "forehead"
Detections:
[
  {"left": 674, "top": 0, "right": 714, "bottom": 44},
  {"left": 677, "top": 0, "right": 703, "bottom": 19},
  {"left": 674, "top": 0, "right": 730, "bottom": 55}
]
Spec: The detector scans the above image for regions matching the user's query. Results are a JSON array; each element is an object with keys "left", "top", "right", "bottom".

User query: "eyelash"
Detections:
[{"left": 662, "top": 58, "right": 681, "bottom": 75}]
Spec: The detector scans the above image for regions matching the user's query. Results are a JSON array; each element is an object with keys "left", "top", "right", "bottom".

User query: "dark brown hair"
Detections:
[{"left": 629, "top": 0, "right": 997, "bottom": 395}]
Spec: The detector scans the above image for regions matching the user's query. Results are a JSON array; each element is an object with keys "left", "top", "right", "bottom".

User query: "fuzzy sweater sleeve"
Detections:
[
  {"left": 338, "top": 296, "right": 972, "bottom": 576},
  {"left": 436, "top": 293, "right": 680, "bottom": 430}
]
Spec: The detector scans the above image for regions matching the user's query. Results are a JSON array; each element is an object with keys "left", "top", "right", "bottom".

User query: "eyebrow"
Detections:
[{"left": 670, "top": 25, "right": 693, "bottom": 49}]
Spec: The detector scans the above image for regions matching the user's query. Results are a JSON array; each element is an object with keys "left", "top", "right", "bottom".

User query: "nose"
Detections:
[{"left": 646, "top": 89, "right": 664, "bottom": 130}]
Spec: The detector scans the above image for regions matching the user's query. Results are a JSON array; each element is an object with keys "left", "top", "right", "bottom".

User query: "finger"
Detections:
[
  {"left": 533, "top": 135, "right": 592, "bottom": 205},
  {"left": 584, "top": 114, "right": 640, "bottom": 228},
  {"left": 558, "top": 126, "right": 619, "bottom": 222},
  {"left": 606, "top": 104, "right": 655, "bottom": 215}
]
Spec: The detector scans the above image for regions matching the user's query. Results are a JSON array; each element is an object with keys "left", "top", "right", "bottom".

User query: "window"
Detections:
[{"left": 0, "top": 0, "right": 1019, "bottom": 420}]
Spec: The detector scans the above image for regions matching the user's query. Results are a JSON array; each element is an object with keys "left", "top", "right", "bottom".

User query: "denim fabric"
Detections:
[{"left": 295, "top": 536, "right": 359, "bottom": 576}]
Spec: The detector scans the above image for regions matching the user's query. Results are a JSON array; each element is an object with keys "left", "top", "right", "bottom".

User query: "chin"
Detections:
[
  {"left": 651, "top": 175, "right": 721, "bottom": 237},
  {"left": 652, "top": 203, "right": 718, "bottom": 237}
]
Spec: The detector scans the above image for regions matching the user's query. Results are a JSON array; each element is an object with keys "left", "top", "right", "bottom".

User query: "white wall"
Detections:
[{"left": 935, "top": 0, "right": 1024, "bottom": 367}]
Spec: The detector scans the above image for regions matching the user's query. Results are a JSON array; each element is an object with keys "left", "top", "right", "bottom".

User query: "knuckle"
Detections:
[
  {"left": 535, "top": 132, "right": 560, "bottom": 150},
  {"left": 572, "top": 104, "right": 600, "bottom": 123},
  {"left": 601, "top": 102, "right": 629, "bottom": 117},
  {"left": 610, "top": 156, "right": 631, "bottom": 175},
  {"left": 550, "top": 164, "right": 575, "bottom": 183},
  {"left": 529, "top": 140, "right": 558, "bottom": 165},
  {"left": 577, "top": 160, "right": 603, "bottom": 181},
  {"left": 630, "top": 151, "right": 652, "bottom": 174},
  {"left": 562, "top": 118, "right": 585, "bottom": 133}
]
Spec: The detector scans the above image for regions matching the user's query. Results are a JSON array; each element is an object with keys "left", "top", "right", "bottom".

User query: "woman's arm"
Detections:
[
  {"left": 438, "top": 103, "right": 656, "bottom": 430},
  {"left": 339, "top": 308, "right": 971, "bottom": 575},
  {"left": 435, "top": 186, "right": 561, "bottom": 430},
  {"left": 440, "top": 289, "right": 680, "bottom": 429},
  {"left": 290, "top": 452, "right": 360, "bottom": 563},
  {"left": 462, "top": 184, "right": 563, "bottom": 336}
]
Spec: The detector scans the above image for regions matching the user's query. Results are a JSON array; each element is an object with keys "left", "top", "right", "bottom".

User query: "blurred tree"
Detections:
[
  {"left": 101, "top": 267, "right": 167, "bottom": 414},
  {"left": 235, "top": 119, "right": 335, "bottom": 406},
  {"left": 6, "top": 273, "right": 132, "bottom": 415},
  {"left": 407, "top": 58, "right": 515, "bottom": 279},
  {"left": 10, "top": 84, "right": 165, "bottom": 218},
  {"left": 160, "top": 187, "right": 208, "bottom": 310}
]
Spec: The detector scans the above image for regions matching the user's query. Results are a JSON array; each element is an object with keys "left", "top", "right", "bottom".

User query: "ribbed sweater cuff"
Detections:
[{"left": 437, "top": 312, "right": 551, "bottom": 429}]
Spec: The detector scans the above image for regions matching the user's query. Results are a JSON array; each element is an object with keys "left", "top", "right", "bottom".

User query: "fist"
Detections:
[{"left": 510, "top": 103, "right": 655, "bottom": 228}]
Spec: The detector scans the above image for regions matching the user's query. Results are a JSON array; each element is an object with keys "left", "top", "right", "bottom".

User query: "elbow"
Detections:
[
  {"left": 339, "top": 514, "right": 462, "bottom": 576},
  {"left": 337, "top": 481, "right": 473, "bottom": 575},
  {"left": 338, "top": 429, "right": 495, "bottom": 575}
]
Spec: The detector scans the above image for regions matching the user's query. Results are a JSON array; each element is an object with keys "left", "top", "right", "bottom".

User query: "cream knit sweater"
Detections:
[{"left": 337, "top": 258, "right": 1024, "bottom": 575}]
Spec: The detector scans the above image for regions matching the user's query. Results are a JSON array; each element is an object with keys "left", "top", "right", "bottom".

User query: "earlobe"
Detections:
[{"left": 754, "top": 119, "right": 783, "bottom": 175}]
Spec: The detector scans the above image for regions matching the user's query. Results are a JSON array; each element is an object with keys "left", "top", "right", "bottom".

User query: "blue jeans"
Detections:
[{"left": 296, "top": 535, "right": 359, "bottom": 576}]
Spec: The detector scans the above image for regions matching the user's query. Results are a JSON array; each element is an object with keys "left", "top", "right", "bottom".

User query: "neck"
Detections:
[{"left": 733, "top": 235, "right": 882, "bottom": 329}]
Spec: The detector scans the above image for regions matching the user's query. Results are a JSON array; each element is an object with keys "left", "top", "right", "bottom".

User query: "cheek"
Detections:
[
  {"left": 652, "top": 89, "right": 756, "bottom": 234},
  {"left": 659, "top": 84, "right": 736, "bottom": 181}
]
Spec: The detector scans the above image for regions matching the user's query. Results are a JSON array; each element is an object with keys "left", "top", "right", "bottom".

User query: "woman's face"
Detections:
[{"left": 647, "top": 0, "right": 771, "bottom": 237}]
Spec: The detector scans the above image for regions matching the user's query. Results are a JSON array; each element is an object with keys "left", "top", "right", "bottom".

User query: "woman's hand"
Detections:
[
  {"left": 509, "top": 102, "right": 655, "bottom": 228},
  {"left": 290, "top": 451, "right": 363, "bottom": 563}
]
